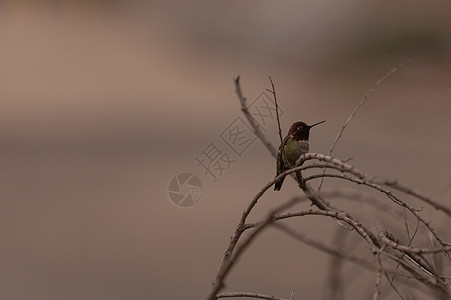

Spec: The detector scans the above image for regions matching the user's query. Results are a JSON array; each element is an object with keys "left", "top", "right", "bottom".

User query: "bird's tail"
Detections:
[{"left": 274, "top": 177, "right": 285, "bottom": 191}]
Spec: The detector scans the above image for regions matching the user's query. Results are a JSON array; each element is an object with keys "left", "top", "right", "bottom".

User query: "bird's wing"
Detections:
[
  {"left": 275, "top": 135, "right": 290, "bottom": 191},
  {"left": 276, "top": 143, "right": 285, "bottom": 175},
  {"left": 274, "top": 145, "right": 285, "bottom": 191}
]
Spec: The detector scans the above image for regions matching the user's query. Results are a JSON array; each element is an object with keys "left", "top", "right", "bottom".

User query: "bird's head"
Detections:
[{"left": 289, "top": 120, "right": 325, "bottom": 140}]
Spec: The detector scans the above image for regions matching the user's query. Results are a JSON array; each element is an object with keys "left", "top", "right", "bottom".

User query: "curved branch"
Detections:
[
  {"left": 301, "top": 153, "right": 451, "bottom": 218},
  {"left": 304, "top": 171, "right": 449, "bottom": 251},
  {"left": 234, "top": 76, "right": 277, "bottom": 157},
  {"left": 208, "top": 198, "right": 301, "bottom": 300},
  {"left": 217, "top": 291, "right": 290, "bottom": 300},
  {"left": 379, "top": 232, "right": 451, "bottom": 255}
]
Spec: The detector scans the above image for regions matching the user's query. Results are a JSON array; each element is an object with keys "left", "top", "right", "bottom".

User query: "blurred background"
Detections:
[{"left": 1, "top": 1, "right": 451, "bottom": 299}]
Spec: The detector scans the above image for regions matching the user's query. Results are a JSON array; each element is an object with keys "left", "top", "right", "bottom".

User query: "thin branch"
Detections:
[
  {"left": 216, "top": 291, "right": 290, "bottom": 300},
  {"left": 318, "top": 188, "right": 406, "bottom": 219},
  {"left": 267, "top": 76, "right": 289, "bottom": 168},
  {"left": 273, "top": 223, "right": 422, "bottom": 285},
  {"left": 317, "top": 58, "right": 413, "bottom": 194},
  {"left": 377, "top": 250, "right": 449, "bottom": 298},
  {"left": 211, "top": 169, "right": 305, "bottom": 287},
  {"left": 302, "top": 156, "right": 451, "bottom": 218},
  {"left": 250, "top": 208, "right": 446, "bottom": 296},
  {"left": 377, "top": 250, "right": 407, "bottom": 300},
  {"left": 373, "top": 178, "right": 451, "bottom": 218},
  {"left": 234, "top": 76, "right": 277, "bottom": 157},
  {"left": 391, "top": 219, "right": 420, "bottom": 284},
  {"left": 259, "top": 209, "right": 380, "bottom": 249},
  {"left": 306, "top": 173, "right": 448, "bottom": 255},
  {"left": 272, "top": 222, "right": 374, "bottom": 269},
  {"left": 208, "top": 198, "right": 301, "bottom": 300},
  {"left": 298, "top": 153, "right": 450, "bottom": 250},
  {"left": 373, "top": 253, "right": 383, "bottom": 300},
  {"left": 379, "top": 232, "right": 451, "bottom": 255}
]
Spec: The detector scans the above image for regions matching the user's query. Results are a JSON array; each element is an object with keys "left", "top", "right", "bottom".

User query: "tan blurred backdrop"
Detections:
[{"left": 1, "top": 1, "right": 451, "bottom": 299}]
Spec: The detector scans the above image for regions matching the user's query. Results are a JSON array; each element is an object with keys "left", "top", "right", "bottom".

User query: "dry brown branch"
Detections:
[
  {"left": 209, "top": 173, "right": 381, "bottom": 300},
  {"left": 214, "top": 206, "right": 445, "bottom": 298},
  {"left": 272, "top": 222, "right": 373, "bottom": 269},
  {"left": 267, "top": 76, "right": 289, "bottom": 169},
  {"left": 377, "top": 250, "right": 408, "bottom": 300},
  {"left": 298, "top": 154, "right": 450, "bottom": 250},
  {"left": 376, "top": 249, "right": 449, "bottom": 298},
  {"left": 271, "top": 209, "right": 380, "bottom": 248},
  {"left": 234, "top": 76, "right": 277, "bottom": 157},
  {"left": 273, "top": 222, "right": 427, "bottom": 290},
  {"left": 208, "top": 198, "right": 301, "bottom": 300},
  {"left": 372, "top": 178, "right": 451, "bottom": 218},
  {"left": 210, "top": 169, "right": 306, "bottom": 288},
  {"left": 309, "top": 172, "right": 448, "bottom": 256},
  {"left": 373, "top": 252, "right": 383, "bottom": 300},
  {"left": 318, "top": 188, "right": 405, "bottom": 219},
  {"left": 303, "top": 154, "right": 451, "bottom": 218},
  {"left": 391, "top": 219, "right": 421, "bottom": 284},
  {"left": 379, "top": 231, "right": 451, "bottom": 255},
  {"left": 274, "top": 223, "right": 438, "bottom": 300},
  {"left": 210, "top": 157, "right": 449, "bottom": 299},
  {"left": 216, "top": 291, "right": 290, "bottom": 300},
  {"left": 215, "top": 161, "right": 448, "bottom": 297}
]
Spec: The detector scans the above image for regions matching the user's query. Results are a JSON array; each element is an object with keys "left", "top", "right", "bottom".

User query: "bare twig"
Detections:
[
  {"left": 391, "top": 219, "right": 420, "bottom": 284},
  {"left": 298, "top": 153, "right": 450, "bottom": 250},
  {"left": 211, "top": 168, "right": 306, "bottom": 287},
  {"left": 234, "top": 76, "right": 277, "bottom": 157},
  {"left": 273, "top": 223, "right": 422, "bottom": 285},
  {"left": 379, "top": 232, "right": 451, "bottom": 255},
  {"left": 317, "top": 58, "right": 413, "bottom": 194},
  {"left": 272, "top": 222, "right": 373, "bottom": 269},
  {"left": 217, "top": 291, "right": 290, "bottom": 300},
  {"left": 262, "top": 209, "right": 380, "bottom": 249},
  {"left": 208, "top": 198, "right": 301, "bottom": 300},
  {"left": 377, "top": 249, "right": 408, "bottom": 300},
  {"left": 301, "top": 157, "right": 451, "bottom": 218},
  {"left": 377, "top": 249, "right": 449, "bottom": 298},
  {"left": 318, "top": 188, "right": 406, "bottom": 219},
  {"left": 267, "top": 76, "right": 289, "bottom": 168},
  {"left": 373, "top": 178, "right": 451, "bottom": 218},
  {"left": 373, "top": 254, "right": 383, "bottom": 300}
]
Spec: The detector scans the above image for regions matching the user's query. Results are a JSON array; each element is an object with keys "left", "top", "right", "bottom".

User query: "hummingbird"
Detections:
[{"left": 274, "top": 120, "right": 326, "bottom": 191}]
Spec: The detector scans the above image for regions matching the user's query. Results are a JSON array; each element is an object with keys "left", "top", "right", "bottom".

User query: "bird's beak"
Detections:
[{"left": 309, "top": 120, "right": 326, "bottom": 128}]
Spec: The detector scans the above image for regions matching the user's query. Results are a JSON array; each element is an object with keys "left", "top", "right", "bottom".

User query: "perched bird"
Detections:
[{"left": 274, "top": 120, "right": 325, "bottom": 191}]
